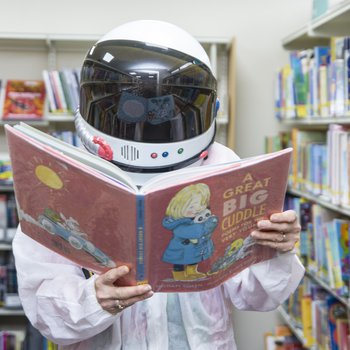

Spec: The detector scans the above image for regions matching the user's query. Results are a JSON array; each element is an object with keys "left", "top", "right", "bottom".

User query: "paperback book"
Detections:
[
  {"left": 6, "top": 123, "right": 292, "bottom": 292},
  {"left": 2, "top": 80, "right": 46, "bottom": 120}
]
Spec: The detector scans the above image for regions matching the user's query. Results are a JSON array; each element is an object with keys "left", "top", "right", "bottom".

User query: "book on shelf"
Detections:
[
  {"left": 289, "top": 51, "right": 309, "bottom": 118},
  {"left": 336, "top": 318, "right": 350, "bottom": 350},
  {"left": 325, "top": 219, "right": 350, "bottom": 295},
  {"left": 329, "top": 58, "right": 345, "bottom": 117},
  {"left": 301, "top": 294, "right": 314, "bottom": 347},
  {"left": 265, "top": 132, "right": 291, "bottom": 154},
  {"left": 312, "top": 204, "right": 338, "bottom": 284},
  {"left": 264, "top": 329, "right": 304, "bottom": 350},
  {"left": 285, "top": 194, "right": 350, "bottom": 297},
  {"left": 0, "top": 152, "right": 12, "bottom": 186},
  {"left": 2, "top": 80, "right": 46, "bottom": 120},
  {"left": 284, "top": 275, "right": 350, "bottom": 350},
  {"left": 326, "top": 124, "right": 350, "bottom": 206},
  {"left": 23, "top": 323, "right": 56, "bottom": 350},
  {"left": 323, "top": 222, "right": 339, "bottom": 289},
  {"left": 333, "top": 218, "right": 350, "bottom": 294},
  {"left": 42, "top": 68, "right": 80, "bottom": 115},
  {"left": 326, "top": 296, "right": 348, "bottom": 350},
  {"left": 345, "top": 38, "right": 350, "bottom": 116},
  {"left": 312, "top": 0, "right": 328, "bottom": 19},
  {"left": 5, "top": 123, "right": 292, "bottom": 293},
  {"left": 290, "top": 128, "right": 327, "bottom": 193}
]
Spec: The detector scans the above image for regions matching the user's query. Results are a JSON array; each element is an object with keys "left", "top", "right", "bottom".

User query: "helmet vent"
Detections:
[{"left": 121, "top": 145, "right": 140, "bottom": 161}]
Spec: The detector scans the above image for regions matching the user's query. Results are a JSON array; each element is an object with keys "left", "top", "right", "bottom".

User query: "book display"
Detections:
[
  {"left": 275, "top": 2, "right": 350, "bottom": 349},
  {"left": 2, "top": 80, "right": 46, "bottom": 121}
]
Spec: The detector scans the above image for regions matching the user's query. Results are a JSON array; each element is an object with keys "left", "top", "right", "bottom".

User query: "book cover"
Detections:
[
  {"left": 289, "top": 50, "right": 309, "bottom": 118},
  {"left": 313, "top": 46, "right": 330, "bottom": 116},
  {"left": 291, "top": 128, "right": 326, "bottom": 192},
  {"left": 333, "top": 218, "right": 350, "bottom": 295},
  {"left": 326, "top": 296, "right": 348, "bottom": 350},
  {"left": 301, "top": 295, "right": 314, "bottom": 347},
  {"left": 324, "top": 222, "right": 342, "bottom": 290},
  {"left": 42, "top": 70, "right": 58, "bottom": 114},
  {"left": 344, "top": 38, "right": 350, "bottom": 116},
  {"left": 312, "top": 204, "right": 337, "bottom": 283},
  {"left": 2, "top": 80, "right": 46, "bottom": 120},
  {"left": 336, "top": 318, "right": 350, "bottom": 350},
  {"left": 6, "top": 124, "right": 292, "bottom": 292}
]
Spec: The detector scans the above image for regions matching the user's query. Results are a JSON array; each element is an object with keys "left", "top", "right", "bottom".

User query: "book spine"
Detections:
[
  {"left": 344, "top": 38, "right": 350, "bottom": 116},
  {"left": 136, "top": 195, "right": 146, "bottom": 283},
  {"left": 48, "top": 71, "right": 62, "bottom": 111},
  {"left": 51, "top": 71, "right": 68, "bottom": 112},
  {"left": 42, "top": 70, "right": 57, "bottom": 113}
]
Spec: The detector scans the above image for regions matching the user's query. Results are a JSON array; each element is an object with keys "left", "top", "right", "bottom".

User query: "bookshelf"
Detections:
[
  {"left": 282, "top": 0, "right": 350, "bottom": 50},
  {"left": 0, "top": 33, "right": 236, "bottom": 149},
  {"left": 276, "top": 1, "right": 350, "bottom": 348},
  {"left": 280, "top": 116, "right": 350, "bottom": 127}
]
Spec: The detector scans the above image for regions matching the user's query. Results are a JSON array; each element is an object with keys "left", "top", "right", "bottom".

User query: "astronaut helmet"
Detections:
[{"left": 75, "top": 20, "right": 218, "bottom": 180}]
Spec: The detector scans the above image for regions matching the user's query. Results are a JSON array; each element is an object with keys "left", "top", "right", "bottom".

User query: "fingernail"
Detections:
[
  {"left": 257, "top": 220, "right": 269, "bottom": 229},
  {"left": 121, "top": 266, "right": 129, "bottom": 273},
  {"left": 270, "top": 214, "right": 279, "bottom": 221},
  {"left": 143, "top": 285, "right": 152, "bottom": 292}
]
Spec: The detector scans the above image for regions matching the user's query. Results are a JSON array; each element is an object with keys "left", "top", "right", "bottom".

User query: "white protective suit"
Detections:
[{"left": 13, "top": 142, "right": 305, "bottom": 350}]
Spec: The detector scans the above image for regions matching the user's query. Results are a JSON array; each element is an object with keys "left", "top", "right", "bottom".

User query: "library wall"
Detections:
[
  {"left": 1, "top": 1, "right": 312, "bottom": 349},
  {"left": 1, "top": 0, "right": 311, "bottom": 157}
]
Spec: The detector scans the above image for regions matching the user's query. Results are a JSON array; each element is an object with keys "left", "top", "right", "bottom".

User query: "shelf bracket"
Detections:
[{"left": 45, "top": 36, "right": 57, "bottom": 71}]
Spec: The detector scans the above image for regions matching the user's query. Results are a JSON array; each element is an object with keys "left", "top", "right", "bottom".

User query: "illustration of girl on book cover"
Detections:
[{"left": 161, "top": 183, "right": 218, "bottom": 281}]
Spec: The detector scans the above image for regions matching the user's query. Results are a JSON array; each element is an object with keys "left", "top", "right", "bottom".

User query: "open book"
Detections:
[{"left": 6, "top": 123, "right": 292, "bottom": 292}]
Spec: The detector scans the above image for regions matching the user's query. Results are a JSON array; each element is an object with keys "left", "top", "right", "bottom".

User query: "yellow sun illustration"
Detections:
[
  {"left": 227, "top": 239, "right": 244, "bottom": 256},
  {"left": 35, "top": 165, "right": 63, "bottom": 190}
]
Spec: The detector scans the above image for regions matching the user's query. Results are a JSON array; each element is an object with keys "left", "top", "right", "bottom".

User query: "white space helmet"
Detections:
[{"left": 75, "top": 20, "right": 218, "bottom": 174}]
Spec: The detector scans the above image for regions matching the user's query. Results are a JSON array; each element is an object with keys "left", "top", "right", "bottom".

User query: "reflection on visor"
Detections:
[
  {"left": 79, "top": 40, "right": 217, "bottom": 143},
  {"left": 118, "top": 92, "right": 175, "bottom": 125}
]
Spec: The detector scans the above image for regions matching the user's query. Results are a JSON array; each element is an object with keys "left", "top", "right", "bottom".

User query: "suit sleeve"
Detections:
[
  {"left": 223, "top": 252, "right": 305, "bottom": 311},
  {"left": 12, "top": 226, "right": 118, "bottom": 346}
]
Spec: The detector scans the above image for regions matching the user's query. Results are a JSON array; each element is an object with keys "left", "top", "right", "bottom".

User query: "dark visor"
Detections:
[{"left": 79, "top": 40, "right": 217, "bottom": 143}]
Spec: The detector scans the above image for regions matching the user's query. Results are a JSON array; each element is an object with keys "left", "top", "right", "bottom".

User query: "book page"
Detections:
[
  {"left": 6, "top": 125, "right": 138, "bottom": 283},
  {"left": 13, "top": 123, "right": 138, "bottom": 192}
]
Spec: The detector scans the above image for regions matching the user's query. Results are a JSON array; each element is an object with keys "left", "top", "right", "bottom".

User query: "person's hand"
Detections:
[
  {"left": 95, "top": 266, "right": 153, "bottom": 315},
  {"left": 250, "top": 210, "right": 301, "bottom": 253}
]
